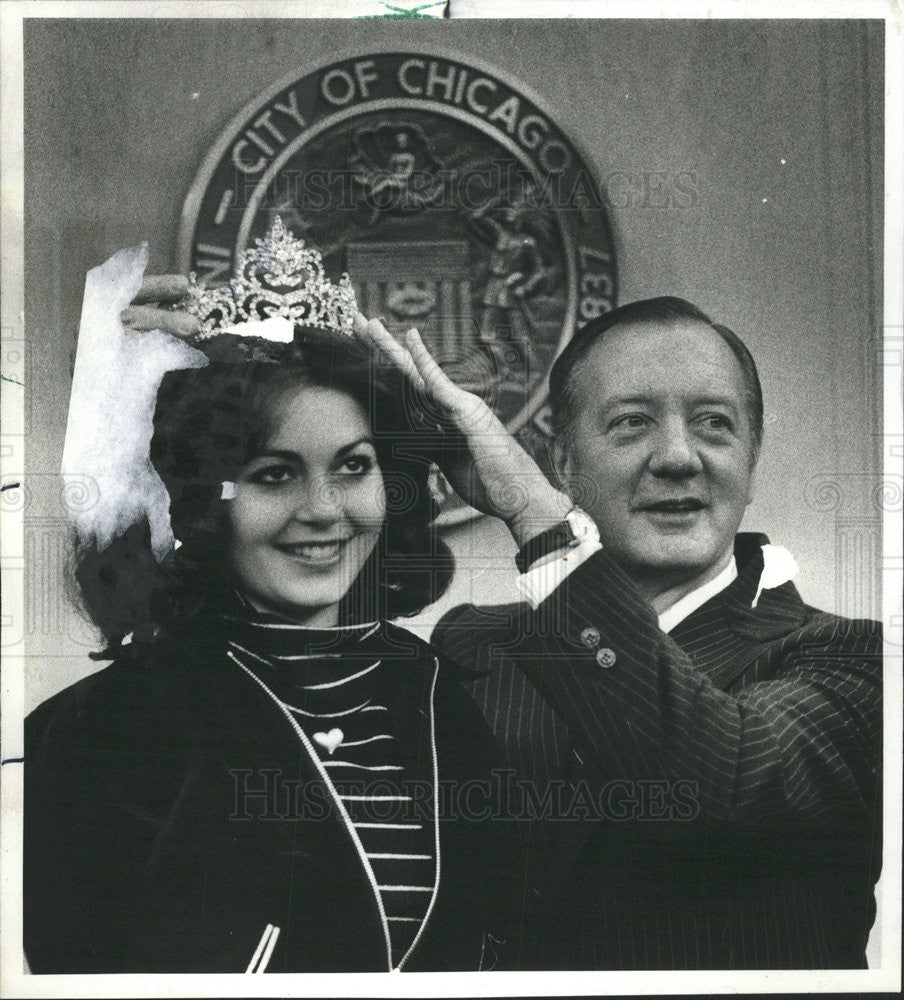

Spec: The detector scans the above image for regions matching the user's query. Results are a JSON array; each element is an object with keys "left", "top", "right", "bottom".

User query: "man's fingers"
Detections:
[
  {"left": 404, "top": 329, "right": 459, "bottom": 402},
  {"left": 405, "top": 329, "right": 493, "bottom": 427},
  {"left": 120, "top": 305, "right": 200, "bottom": 338},
  {"left": 356, "top": 314, "right": 499, "bottom": 440},
  {"left": 130, "top": 274, "right": 190, "bottom": 305},
  {"left": 354, "top": 313, "right": 425, "bottom": 391}
]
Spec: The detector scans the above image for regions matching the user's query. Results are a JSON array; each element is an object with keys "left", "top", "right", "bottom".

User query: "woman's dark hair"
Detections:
[
  {"left": 549, "top": 297, "right": 764, "bottom": 454},
  {"left": 73, "top": 330, "right": 453, "bottom": 651}
]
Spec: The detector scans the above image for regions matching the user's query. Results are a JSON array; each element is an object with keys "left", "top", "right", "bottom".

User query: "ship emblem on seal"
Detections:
[{"left": 178, "top": 52, "right": 617, "bottom": 522}]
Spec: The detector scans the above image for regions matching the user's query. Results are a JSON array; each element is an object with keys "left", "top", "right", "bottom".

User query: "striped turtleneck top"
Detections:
[{"left": 219, "top": 609, "right": 440, "bottom": 970}]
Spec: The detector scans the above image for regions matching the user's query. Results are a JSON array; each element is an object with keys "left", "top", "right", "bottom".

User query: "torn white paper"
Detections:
[
  {"left": 752, "top": 543, "right": 800, "bottom": 608},
  {"left": 222, "top": 315, "right": 294, "bottom": 342},
  {"left": 61, "top": 243, "right": 208, "bottom": 560}
]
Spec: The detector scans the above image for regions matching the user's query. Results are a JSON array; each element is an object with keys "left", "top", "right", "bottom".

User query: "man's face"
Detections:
[{"left": 555, "top": 318, "right": 758, "bottom": 591}]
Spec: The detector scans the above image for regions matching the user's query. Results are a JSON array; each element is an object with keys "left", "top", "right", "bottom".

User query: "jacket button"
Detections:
[
  {"left": 580, "top": 627, "right": 601, "bottom": 648},
  {"left": 595, "top": 647, "right": 616, "bottom": 668}
]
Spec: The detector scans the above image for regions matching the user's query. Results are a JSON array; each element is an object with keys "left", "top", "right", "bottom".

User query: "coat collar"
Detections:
[
  {"left": 722, "top": 533, "right": 808, "bottom": 638},
  {"left": 667, "top": 533, "right": 809, "bottom": 689}
]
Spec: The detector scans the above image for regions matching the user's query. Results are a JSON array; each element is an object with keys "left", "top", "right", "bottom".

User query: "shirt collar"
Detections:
[{"left": 658, "top": 556, "right": 739, "bottom": 634}]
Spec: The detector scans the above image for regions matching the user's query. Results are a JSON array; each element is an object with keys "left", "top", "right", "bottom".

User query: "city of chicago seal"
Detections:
[{"left": 178, "top": 51, "right": 617, "bottom": 519}]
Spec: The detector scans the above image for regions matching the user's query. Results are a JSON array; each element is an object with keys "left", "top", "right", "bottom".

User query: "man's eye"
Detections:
[
  {"left": 250, "top": 465, "right": 294, "bottom": 484},
  {"left": 337, "top": 453, "right": 374, "bottom": 475},
  {"left": 611, "top": 414, "right": 648, "bottom": 430},
  {"left": 700, "top": 414, "right": 732, "bottom": 431}
]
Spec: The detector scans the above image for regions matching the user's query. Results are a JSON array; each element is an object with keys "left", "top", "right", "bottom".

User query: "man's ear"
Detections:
[{"left": 745, "top": 448, "right": 760, "bottom": 506}]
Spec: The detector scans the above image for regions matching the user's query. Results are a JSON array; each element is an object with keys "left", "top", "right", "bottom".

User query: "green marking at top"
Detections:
[
  {"left": 1, "top": 374, "right": 25, "bottom": 386},
  {"left": 356, "top": 1, "right": 445, "bottom": 18}
]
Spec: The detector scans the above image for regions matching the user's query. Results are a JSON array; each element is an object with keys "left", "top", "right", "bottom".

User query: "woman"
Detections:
[{"left": 24, "top": 226, "right": 517, "bottom": 974}]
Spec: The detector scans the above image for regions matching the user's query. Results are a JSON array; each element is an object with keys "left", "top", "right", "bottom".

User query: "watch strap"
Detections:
[{"left": 515, "top": 514, "right": 578, "bottom": 575}]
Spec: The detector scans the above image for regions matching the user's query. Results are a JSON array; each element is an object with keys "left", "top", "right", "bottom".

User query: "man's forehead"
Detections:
[
  {"left": 586, "top": 315, "right": 726, "bottom": 353},
  {"left": 574, "top": 317, "right": 748, "bottom": 394}
]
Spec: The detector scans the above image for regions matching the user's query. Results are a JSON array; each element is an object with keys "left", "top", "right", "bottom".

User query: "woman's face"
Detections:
[{"left": 227, "top": 384, "right": 387, "bottom": 626}]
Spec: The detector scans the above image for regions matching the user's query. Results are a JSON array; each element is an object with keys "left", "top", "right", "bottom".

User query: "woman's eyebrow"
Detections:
[
  {"left": 249, "top": 439, "right": 376, "bottom": 463},
  {"left": 249, "top": 449, "right": 301, "bottom": 463},
  {"left": 335, "top": 437, "right": 376, "bottom": 455}
]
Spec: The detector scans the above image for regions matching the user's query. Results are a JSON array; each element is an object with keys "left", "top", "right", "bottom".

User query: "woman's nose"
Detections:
[
  {"left": 292, "top": 475, "right": 343, "bottom": 521},
  {"left": 648, "top": 421, "right": 704, "bottom": 478}
]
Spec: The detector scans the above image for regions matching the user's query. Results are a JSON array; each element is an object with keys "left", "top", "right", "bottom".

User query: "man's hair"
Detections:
[
  {"left": 73, "top": 331, "right": 453, "bottom": 651},
  {"left": 549, "top": 296, "right": 764, "bottom": 453}
]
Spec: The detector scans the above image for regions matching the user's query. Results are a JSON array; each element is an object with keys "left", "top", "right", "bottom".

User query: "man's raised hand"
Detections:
[{"left": 353, "top": 312, "right": 572, "bottom": 546}]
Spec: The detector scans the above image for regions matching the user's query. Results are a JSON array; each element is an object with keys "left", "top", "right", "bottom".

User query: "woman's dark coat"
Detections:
[{"left": 25, "top": 624, "right": 516, "bottom": 973}]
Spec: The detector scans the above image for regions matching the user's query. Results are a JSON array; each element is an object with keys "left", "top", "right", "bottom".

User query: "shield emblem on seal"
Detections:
[{"left": 347, "top": 239, "right": 473, "bottom": 359}]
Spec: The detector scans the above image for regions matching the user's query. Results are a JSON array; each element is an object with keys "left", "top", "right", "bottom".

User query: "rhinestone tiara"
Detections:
[{"left": 184, "top": 217, "right": 358, "bottom": 339}]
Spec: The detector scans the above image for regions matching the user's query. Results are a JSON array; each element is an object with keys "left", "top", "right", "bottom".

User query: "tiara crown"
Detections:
[{"left": 185, "top": 217, "right": 357, "bottom": 339}]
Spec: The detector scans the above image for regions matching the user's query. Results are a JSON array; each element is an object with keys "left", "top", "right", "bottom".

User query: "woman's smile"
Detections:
[{"left": 275, "top": 536, "right": 354, "bottom": 566}]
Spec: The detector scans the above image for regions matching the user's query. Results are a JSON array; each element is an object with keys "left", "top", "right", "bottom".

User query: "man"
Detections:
[{"left": 356, "top": 297, "right": 882, "bottom": 970}]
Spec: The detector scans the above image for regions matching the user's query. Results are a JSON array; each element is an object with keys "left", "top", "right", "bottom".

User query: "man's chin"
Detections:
[{"left": 616, "top": 540, "right": 720, "bottom": 582}]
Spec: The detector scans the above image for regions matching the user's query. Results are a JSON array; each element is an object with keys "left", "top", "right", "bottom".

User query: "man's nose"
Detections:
[{"left": 648, "top": 420, "right": 704, "bottom": 478}]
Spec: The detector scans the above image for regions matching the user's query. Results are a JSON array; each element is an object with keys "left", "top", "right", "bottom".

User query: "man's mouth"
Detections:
[
  {"left": 275, "top": 539, "right": 350, "bottom": 563},
  {"left": 637, "top": 498, "right": 706, "bottom": 513}
]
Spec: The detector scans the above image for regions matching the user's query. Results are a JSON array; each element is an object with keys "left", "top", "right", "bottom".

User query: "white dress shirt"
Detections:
[
  {"left": 656, "top": 557, "right": 738, "bottom": 633},
  {"left": 516, "top": 539, "right": 796, "bottom": 633}
]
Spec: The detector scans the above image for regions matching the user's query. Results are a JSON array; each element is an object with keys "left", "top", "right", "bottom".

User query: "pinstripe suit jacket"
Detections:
[{"left": 432, "top": 534, "right": 882, "bottom": 969}]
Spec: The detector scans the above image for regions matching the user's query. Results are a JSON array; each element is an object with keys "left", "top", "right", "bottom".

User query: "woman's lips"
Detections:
[{"left": 275, "top": 539, "right": 349, "bottom": 565}]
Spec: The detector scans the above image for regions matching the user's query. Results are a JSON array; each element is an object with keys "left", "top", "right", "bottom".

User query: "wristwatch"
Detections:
[{"left": 515, "top": 506, "right": 600, "bottom": 575}]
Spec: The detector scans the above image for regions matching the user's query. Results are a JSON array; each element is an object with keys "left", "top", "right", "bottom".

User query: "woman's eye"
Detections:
[
  {"left": 249, "top": 465, "right": 294, "bottom": 484},
  {"left": 337, "top": 453, "right": 374, "bottom": 475}
]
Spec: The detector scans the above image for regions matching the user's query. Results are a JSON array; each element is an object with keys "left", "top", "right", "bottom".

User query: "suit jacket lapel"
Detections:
[{"left": 668, "top": 533, "right": 808, "bottom": 690}]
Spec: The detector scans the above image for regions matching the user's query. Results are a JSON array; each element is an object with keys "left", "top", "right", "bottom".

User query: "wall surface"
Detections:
[{"left": 22, "top": 15, "right": 883, "bottom": 684}]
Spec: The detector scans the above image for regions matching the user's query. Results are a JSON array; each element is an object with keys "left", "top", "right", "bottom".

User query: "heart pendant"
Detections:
[{"left": 313, "top": 728, "right": 343, "bottom": 755}]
